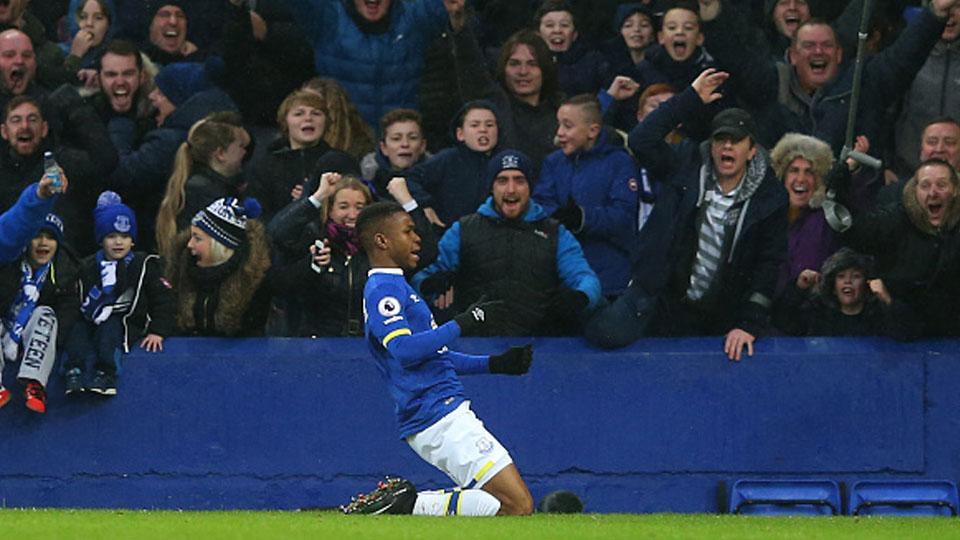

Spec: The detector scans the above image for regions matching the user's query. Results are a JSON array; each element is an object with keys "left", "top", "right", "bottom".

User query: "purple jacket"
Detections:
[{"left": 777, "top": 208, "right": 839, "bottom": 298}]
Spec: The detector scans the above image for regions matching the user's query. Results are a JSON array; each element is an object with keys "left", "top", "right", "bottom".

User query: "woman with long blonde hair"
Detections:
[{"left": 155, "top": 111, "right": 250, "bottom": 263}]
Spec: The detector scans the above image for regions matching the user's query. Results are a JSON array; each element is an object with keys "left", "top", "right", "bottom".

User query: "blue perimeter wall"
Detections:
[{"left": 1, "top": 336, "right": 958, "bottom": 513}]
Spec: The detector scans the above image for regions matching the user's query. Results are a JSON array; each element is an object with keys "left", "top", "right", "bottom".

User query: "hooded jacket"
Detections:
[
  {"left": 534, "top": 129, "right": 638, "bottom": 296},
  {"left": 774, "top": 247, "right": 922, "bottom": 340},
  {"left": 629, "top": 87, "right": 788, "bottom": 336},
  {"left": 412, "top": 197, "right": 601, "bottom": 336}
]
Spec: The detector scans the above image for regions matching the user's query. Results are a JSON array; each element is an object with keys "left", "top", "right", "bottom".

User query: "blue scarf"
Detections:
[
  {"left": 81, "top": 250, "right": 134, "bottom": 325},
  {"left": 2, "top": 261, "right": 51, "bottom": 346}
]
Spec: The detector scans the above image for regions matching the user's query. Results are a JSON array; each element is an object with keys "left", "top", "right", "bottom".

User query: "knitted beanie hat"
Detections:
[
  {"left": 191, "top": 197, "right": 262, "bottom": 250},
  {"left": 153, "top": 62, "right": 210, "bottom": 107},
  {"left": 40, "top": 213, "right": 64, "bottom": 243},
  {"left": 94, "top": 191, "right": 137, "bottom": 244},
  {"left": 486, "top": 149, "right": 536, "bottom": 190}
]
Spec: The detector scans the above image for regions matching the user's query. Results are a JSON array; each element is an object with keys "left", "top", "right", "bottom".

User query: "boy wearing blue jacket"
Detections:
[{"left": 534, "top": 94, "right": 638, "bottom": 297}]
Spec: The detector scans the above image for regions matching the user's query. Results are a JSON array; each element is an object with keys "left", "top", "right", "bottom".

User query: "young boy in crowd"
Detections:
[
  {"left": 361, "top": 109, "right": 429, "bottom": 202},
  {"left": 534, "top": 94, "right": 637, "bottom": 298},
  {"left": 0, "top": 214, "right": 79, "bottom": 413},
  {"left": 776, "top": 248, "right": 921, "bottom": 340},
  {"left": 406, "top": 100, "right": 501, "bottom": 227},
  {"left": 63, "top": 191, "right": 175, "bottom": 396},
  {"left": 602, "top": 1, "right": 722, "bottom": 132},
  {"left": 342, "top": 201, "right": 533, "bottom": 516}
]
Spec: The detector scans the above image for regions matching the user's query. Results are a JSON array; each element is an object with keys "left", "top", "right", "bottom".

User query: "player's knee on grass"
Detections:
[{"left": 502, "top": 492, "right": 534, "bottom": 516}]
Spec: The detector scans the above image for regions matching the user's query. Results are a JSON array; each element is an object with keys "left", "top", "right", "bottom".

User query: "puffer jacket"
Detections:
[{"left": 283, "top": 0, "right": 449, "bottom": 127}]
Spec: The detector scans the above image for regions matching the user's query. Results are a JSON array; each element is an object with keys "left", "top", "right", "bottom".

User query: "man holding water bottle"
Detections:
[{"left": 0, "top": 91, "right": 116, "bottom": 255}]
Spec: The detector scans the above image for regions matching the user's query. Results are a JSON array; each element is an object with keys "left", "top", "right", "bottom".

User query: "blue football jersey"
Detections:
[{"left": 364, "top": 268, "right": 467, "bottom": 438}]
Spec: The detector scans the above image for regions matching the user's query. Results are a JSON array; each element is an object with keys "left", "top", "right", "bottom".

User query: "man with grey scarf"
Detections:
[{"left": 586, "top": 68, "right": 788, "bottom": 361}]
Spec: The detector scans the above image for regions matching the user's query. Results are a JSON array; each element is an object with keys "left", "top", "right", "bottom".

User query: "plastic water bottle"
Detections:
[{"left": 43, "top": 151, "right": 62, "bottom": 192}]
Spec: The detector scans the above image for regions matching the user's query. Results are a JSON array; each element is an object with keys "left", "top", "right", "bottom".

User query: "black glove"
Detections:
[
  {"left": 549, "top": 288, "right": 589, "bottom": 316},
  {"left": 419, "top": 270, "right": 456, "bottom": 297},
  {"left": 551, "top": 197, "right": 584, "bottom": 232},
  {"left": 489, "top": 344, "right": 533, "bottom": 375},
  {"left": 453, "top": 295, "right": 506, "bottom": 335}
]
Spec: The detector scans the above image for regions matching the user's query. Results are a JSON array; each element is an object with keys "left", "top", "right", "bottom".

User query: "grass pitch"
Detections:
[{"left": 5, "top": 509, "right": 960, "bottom": 539}]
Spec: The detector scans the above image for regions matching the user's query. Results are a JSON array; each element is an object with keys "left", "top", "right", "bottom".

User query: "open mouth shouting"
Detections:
[
  {"left": 782, "top": 13, "right": 802, "bottom": 35},
  {"left": 109, "top": 85, "right": 133, "bottom": 110},
  {"left": 12, "top": 128, "right": 37, "bottom": 153},
  {"left": 546, "top": 34, "right": 569, "bottom": 52},
  {"left": 808, "top": 58, "right": 829, "bottom": 77},
  {"left": 359, "top": 0, "right": 388, "bottom": 21},
  {"left": 927, "top": 200, "right": 946, "bottom": 226},
  {"left": 7, "top": 66, "right": 26, "bottom": 92},
  {"left": 837, "top": 284, "right": 859, "bottom": 305},
  {"left": 670, "top": 38, "right": 689, "bottom": 60}
]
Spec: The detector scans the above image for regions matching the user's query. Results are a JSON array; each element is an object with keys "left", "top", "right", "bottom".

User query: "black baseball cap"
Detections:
[{"left": 711, "top": 108, "right": 757, "bottom": 142}]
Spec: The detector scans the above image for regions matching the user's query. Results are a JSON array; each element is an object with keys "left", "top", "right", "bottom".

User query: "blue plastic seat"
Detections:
[
  {"left": 849, "top": 480, "right": 958, "bottom": 516},
  {"left": 729, "top": 479, "right": 841, "bottom": 515}
]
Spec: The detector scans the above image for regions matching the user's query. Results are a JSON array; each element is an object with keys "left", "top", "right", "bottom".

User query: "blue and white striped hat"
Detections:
[{"left": 191, "top": 197, "right": 262, "bottom": 250}]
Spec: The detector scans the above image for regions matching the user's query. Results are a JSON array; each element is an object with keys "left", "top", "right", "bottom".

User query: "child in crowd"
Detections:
[
  {"left": 406, "top": 100, "right": 501, "bottom": 227},
  {"left": 534, "top": 94, "right": 638, "bottom": 298},
  {"left": 776, "top": 248, "right": 921, "bottom": 340},
  {"left": 361, "top": 109, "right": 429, "bottom": 200},
  {"left": 248, "top": 89, "right": 358, "bottom": 221},
  {"left": 602, "top": 3, "right": 657, "bottom": 76},
  {"left": 0, "top": 215, "right": 79, "bottom": 413},
  {"left": 64, "top": 192, "right": 175, "bottom": 397},
  {"left": 155, "top": 112, "right": 251, "bottom": 263},
  {"left": 602, "top": 1, "right": 721, "bottom": 132},
  {"left": 535, "top": 0, "right": 608, "bottom": 97}
]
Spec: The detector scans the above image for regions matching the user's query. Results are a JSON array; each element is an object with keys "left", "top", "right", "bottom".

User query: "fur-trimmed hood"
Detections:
[
  {"left": 901, "top": 173, "right": 960, "bottom": 236},
  {"left": 770, "top": 133, "right": 835, "bottom": 209},
  {"left": 813, "top": 247, "right": 874, "bottom": 309},
  {"left": 168, "top": 220, "right": 271, "bottom": 336}
]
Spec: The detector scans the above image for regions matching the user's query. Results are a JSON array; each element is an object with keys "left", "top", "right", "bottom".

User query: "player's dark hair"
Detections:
[{"left": 357, "top": 201, "right": 406, "bottom": 252}]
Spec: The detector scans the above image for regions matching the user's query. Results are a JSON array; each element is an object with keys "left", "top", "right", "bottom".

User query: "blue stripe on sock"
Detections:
[{"left": 447, "top": 490, "right": 461, "bottom": 515}]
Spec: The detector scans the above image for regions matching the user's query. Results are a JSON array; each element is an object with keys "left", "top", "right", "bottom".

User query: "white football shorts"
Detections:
[{"left": 406, "top": 400, "right": 514, "bottom": 489}]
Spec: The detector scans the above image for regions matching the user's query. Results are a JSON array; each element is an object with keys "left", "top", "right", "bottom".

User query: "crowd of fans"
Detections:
[{"left": 0, "top": 0, "right": 956, "bottom": 411}]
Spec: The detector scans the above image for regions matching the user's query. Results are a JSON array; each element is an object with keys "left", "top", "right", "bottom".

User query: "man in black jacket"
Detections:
[
  {"left": 0, "top": 90, "right": 117, "bottom": 255},
  {"left": 586, "top": 69, "right": 788, "bottom": 361}
]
